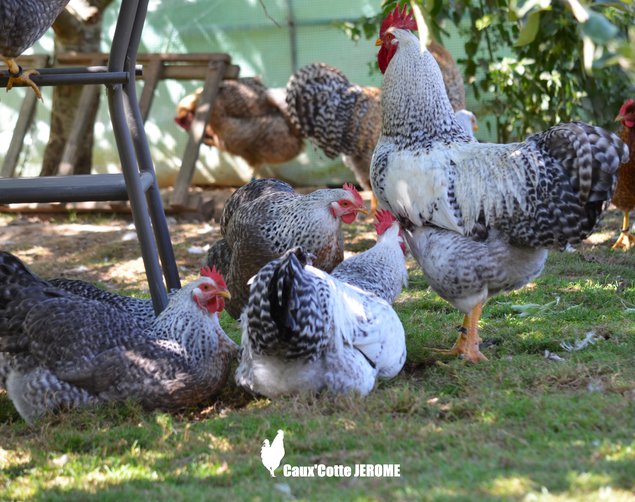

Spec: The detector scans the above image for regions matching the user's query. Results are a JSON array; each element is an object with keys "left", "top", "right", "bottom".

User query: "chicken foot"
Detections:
[
  {"left": 3, "top": 58, "right": 42, "bottom": 100},
  {"left": 611, "top": 213, "right": 635, "bottom": 251},
  {"left": 429, "top": 303, "right": 488, "bottom": 363}
]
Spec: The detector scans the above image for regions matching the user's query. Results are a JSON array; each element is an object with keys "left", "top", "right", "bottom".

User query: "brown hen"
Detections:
[
  {"left": 174, "top": 77, "right": 303, "bottom": 178},
  {"left": 610, "top": 98, "right": 635, "bottom": 251}
]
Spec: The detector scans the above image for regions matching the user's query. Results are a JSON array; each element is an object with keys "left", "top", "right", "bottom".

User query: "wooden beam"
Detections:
[
  {"left": 1, "top": 90, "right": 39, "bottom": 178},
  {"left": 58, "top": 84, "right": 102, "bottom": 175},
  {"left": 171, "top": 59, "right": 228, "bottom": 209},
  {"left": 138, "top": 58, "right": 163, "bottom": 122}
]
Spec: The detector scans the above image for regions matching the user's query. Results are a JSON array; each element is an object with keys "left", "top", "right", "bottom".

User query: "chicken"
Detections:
[
  {"left": 205, "top": 178, "right": 367, "bottom": 319},
  {"left": 0, "top": 252, "right": 236, "bottom": 423},
  {"left": 234, "top": 247, "right": 406, "bottom": 398},
  {"left": 610, "top": 98, "right": 635, "bottom": 250},
  {"left": 371, "top": 5, "right": 628, "bottom": 362},
  {"left": 174, "top": 78, "right": 304, "bottom": 178},
  {"left": 0, "top": 0, "right": 70, "bottom": 99},
  {"left": 261, "top": 430, "right": 285, "bottom": 477},
  {"left": 331, "top": 209, "right": 408, "bottom": 304},
  {"left": 46, "top": 278, "right": 162, "bottom": 329},
  {"left": 285, "top": 61, "right": 475, "bottom": 211},
  {"left": 286, "top": 63, "right": 382, "bottom": 196}
]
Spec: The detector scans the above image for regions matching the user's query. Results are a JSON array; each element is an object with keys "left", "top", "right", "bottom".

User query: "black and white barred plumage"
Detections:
[
  {"left": 286, "top": 63, "right": 382, "bottom": 191},
  {"left": 206, "top": 178, "right": 365, "bottom": 319},
  {"left": 235, "top": 247, "right": 406, "bottom": 397},
  {"left": 372, "top": 30, "right": 627, "bottom": 248},
  {"left": 0, "top": 252, "right": 236, "bottom": 423},
  {"left": 371, "top": 27, "right": 627, "bottom": 360}
]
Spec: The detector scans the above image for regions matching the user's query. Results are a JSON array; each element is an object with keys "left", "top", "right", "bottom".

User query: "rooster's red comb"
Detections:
[
  {"left": 380, "top": 3, "right": 417, "bottom": 37},
  {"left": 374, "top": 209, "right": 397, "bottom": 236},
  {"left": 342, "top": 182, "right": 364, "bottom": 207},
  {"left": 200, "top": 265, "right": 227, "bottom": 288},
  {"left": 619, "top": 98, "right": 635, "bottom": 116}
]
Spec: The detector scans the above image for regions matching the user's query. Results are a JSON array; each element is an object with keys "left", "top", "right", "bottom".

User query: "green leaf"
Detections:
[
  {"left": 514, "top": 10, "right": 541, "bottom": 46},
  {"left": 581, "top": 11, "right": 620, "bottom": 44},
  {"left": 475, "top": 15, "right": 493, "bottom": 30}
]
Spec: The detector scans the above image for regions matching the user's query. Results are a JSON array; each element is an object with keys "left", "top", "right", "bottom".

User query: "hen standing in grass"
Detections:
[
  {"left": 371, "top": 5, "right": 628, "bottom": 362},
  {"left": 0, "top": 0, "right": 70, "bottom": 99},
  {"left": 205, "top": 178, "right": 367, "bottom": 319},
  {"left": 610, "top": 98, "right": 635, "bottom": 250},
  {"left": 234, "top": 242, "right": 406, "bottom": 398},
  {"left": 0, "top": 252, "right": 236, "bottom": 423}
]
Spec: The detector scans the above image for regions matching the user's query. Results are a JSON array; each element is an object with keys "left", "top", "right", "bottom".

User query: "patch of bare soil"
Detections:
[{"left": 0, "top": 213, "right": 222, "bottom": 293}]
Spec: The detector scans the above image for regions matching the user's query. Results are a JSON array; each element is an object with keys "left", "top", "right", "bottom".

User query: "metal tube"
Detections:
[{"left": 124, "top": 0, "right": 181, "bottom": 291}]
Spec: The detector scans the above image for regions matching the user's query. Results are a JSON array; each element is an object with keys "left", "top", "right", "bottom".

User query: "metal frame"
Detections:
[{"left": 0, "top": 0, "right": 180, "bottom": 313}]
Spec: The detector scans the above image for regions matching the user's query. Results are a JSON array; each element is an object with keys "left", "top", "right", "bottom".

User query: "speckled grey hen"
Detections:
[
  {"left": 371, "top": 5, "right": 628, "bottom": 362},
  {"left": 0, "top": 252, "right": 236, "bottom": 424},
  {"left": 0, "top": 0, "right": 70, "bottom": 98},
  {"left": 205, "top": 178, "right": 367, "bottom": 319},
  {"left": 331, "top": 209, "right": 408, "bottom": 304},
  {"left": 235, "top": 247, "right": 406, "bottom": 398}
]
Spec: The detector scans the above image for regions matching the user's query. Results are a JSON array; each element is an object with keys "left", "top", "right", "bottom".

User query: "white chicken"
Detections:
[
  {"left": 371, "top": 4, "right": 628, "bottom": 362},
  {"left": 234, "top": 237, "right": 407, "bottom": 398},
  {"left": 261, "top": 429, "right": 285, "bottom": 477}
]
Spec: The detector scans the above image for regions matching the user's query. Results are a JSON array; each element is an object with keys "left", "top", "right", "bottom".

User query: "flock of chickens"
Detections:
[{"left": 1, "top": 4, "right": 634, "bottom": 424}]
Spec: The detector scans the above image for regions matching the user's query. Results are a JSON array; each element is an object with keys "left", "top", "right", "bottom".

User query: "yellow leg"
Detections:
[
  {"left": 4, "top": 58, "right": 42, "bottom": 100},
  {"left": 611, "top": 213, "right": 635, "bottom": 251},
  {"left": 429, "top": 303, "right": 488, "bottom": 363}
]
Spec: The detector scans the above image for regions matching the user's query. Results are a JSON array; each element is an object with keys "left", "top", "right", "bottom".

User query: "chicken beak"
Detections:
[
  {"left": 375, "top": 38, "right": 382, "bottom": 46},
  {"left": 217, "top": 289, "right": 232, "bottom": 300},
  {"left": 615, "top": 113, "right": 625, "bottom": 122},
  {"left": 357, "top": 207, "right": 370, "bottom": 215}
]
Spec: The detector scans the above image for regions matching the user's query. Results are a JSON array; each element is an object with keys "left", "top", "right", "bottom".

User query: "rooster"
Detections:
[
  {"left": 234, "top": 237, "right": 407, "bottom": 398},
  {"left": 371, "top": 5, "right": 628, "bottom": 362},
  {"left": 261, "top": 430, "right": 285, "bottom": 477},
  {"left": 174, "top": 78, "right": 304, "bottom": 179},
  {"left": 610, "top": 98, "right": 635, "bottom": 250},
  {"left": 0, "top": 252, "right": 236, "bottom": 423},
  {"left": 205, "top": 178, "right": 367, "bottom": 319},
  {"left": 285, "top": 62, "right": 476, "bottom": 211},
  {"left": 0, "top": 0, "right": 70, "bottom": 99}
]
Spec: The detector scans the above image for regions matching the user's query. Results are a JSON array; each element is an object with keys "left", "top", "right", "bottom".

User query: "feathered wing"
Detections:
[
  {"left": 48, "top": 278, "right": 157, "bottom": 328},
  {"left": 206, "top": 179, "right": 298, "bottom": 318},
  {"left": 375, "top": 123, "right": 627, "bottom": 248},
  {"left": 236, "top": 247, "right": 406, "bottom": 396},
  {"left": 243, "top": 248, "right": 331, "bottom": 361}
]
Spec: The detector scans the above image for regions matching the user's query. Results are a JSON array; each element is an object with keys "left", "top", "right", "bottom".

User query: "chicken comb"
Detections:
[
  {"left": 342, "top": 182, "right": 364, "bottom": 207},
  {"left": 374, "top": 209, "right": 397, "bottom": 236},
  {"left": 380, "top": 3, "right": 417, "bottom": 36},
  {"left": 200, "top": 265, "right": 227, "bottom": 289}
]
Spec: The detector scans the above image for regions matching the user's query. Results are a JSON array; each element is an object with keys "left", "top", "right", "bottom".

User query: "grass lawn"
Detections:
[{"left": 1, "top": 208, "right": 634, "bottom": 501}]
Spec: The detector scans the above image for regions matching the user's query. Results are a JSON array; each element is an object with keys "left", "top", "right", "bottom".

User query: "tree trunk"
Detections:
[{"left": 40, "top": 0, "right": 115, "bottom": 176}]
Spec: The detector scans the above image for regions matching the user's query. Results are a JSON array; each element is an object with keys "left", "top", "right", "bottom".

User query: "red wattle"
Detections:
[{"left": 341, "top": 212, "right": 357, "bottom": 224}]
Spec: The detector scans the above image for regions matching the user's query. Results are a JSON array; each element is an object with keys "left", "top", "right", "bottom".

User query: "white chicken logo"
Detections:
[{"left": 261, "top": 429, "right": 285, "bottom": 477}]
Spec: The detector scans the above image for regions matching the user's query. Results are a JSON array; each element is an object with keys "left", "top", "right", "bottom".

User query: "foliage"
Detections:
[{"left": 341, "top": 0, "right": 635, "bottom": 142}]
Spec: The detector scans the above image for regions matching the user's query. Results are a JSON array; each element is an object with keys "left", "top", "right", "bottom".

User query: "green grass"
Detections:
[{"left": 1, "top": 210, "right": 635, "bottom": 501}]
